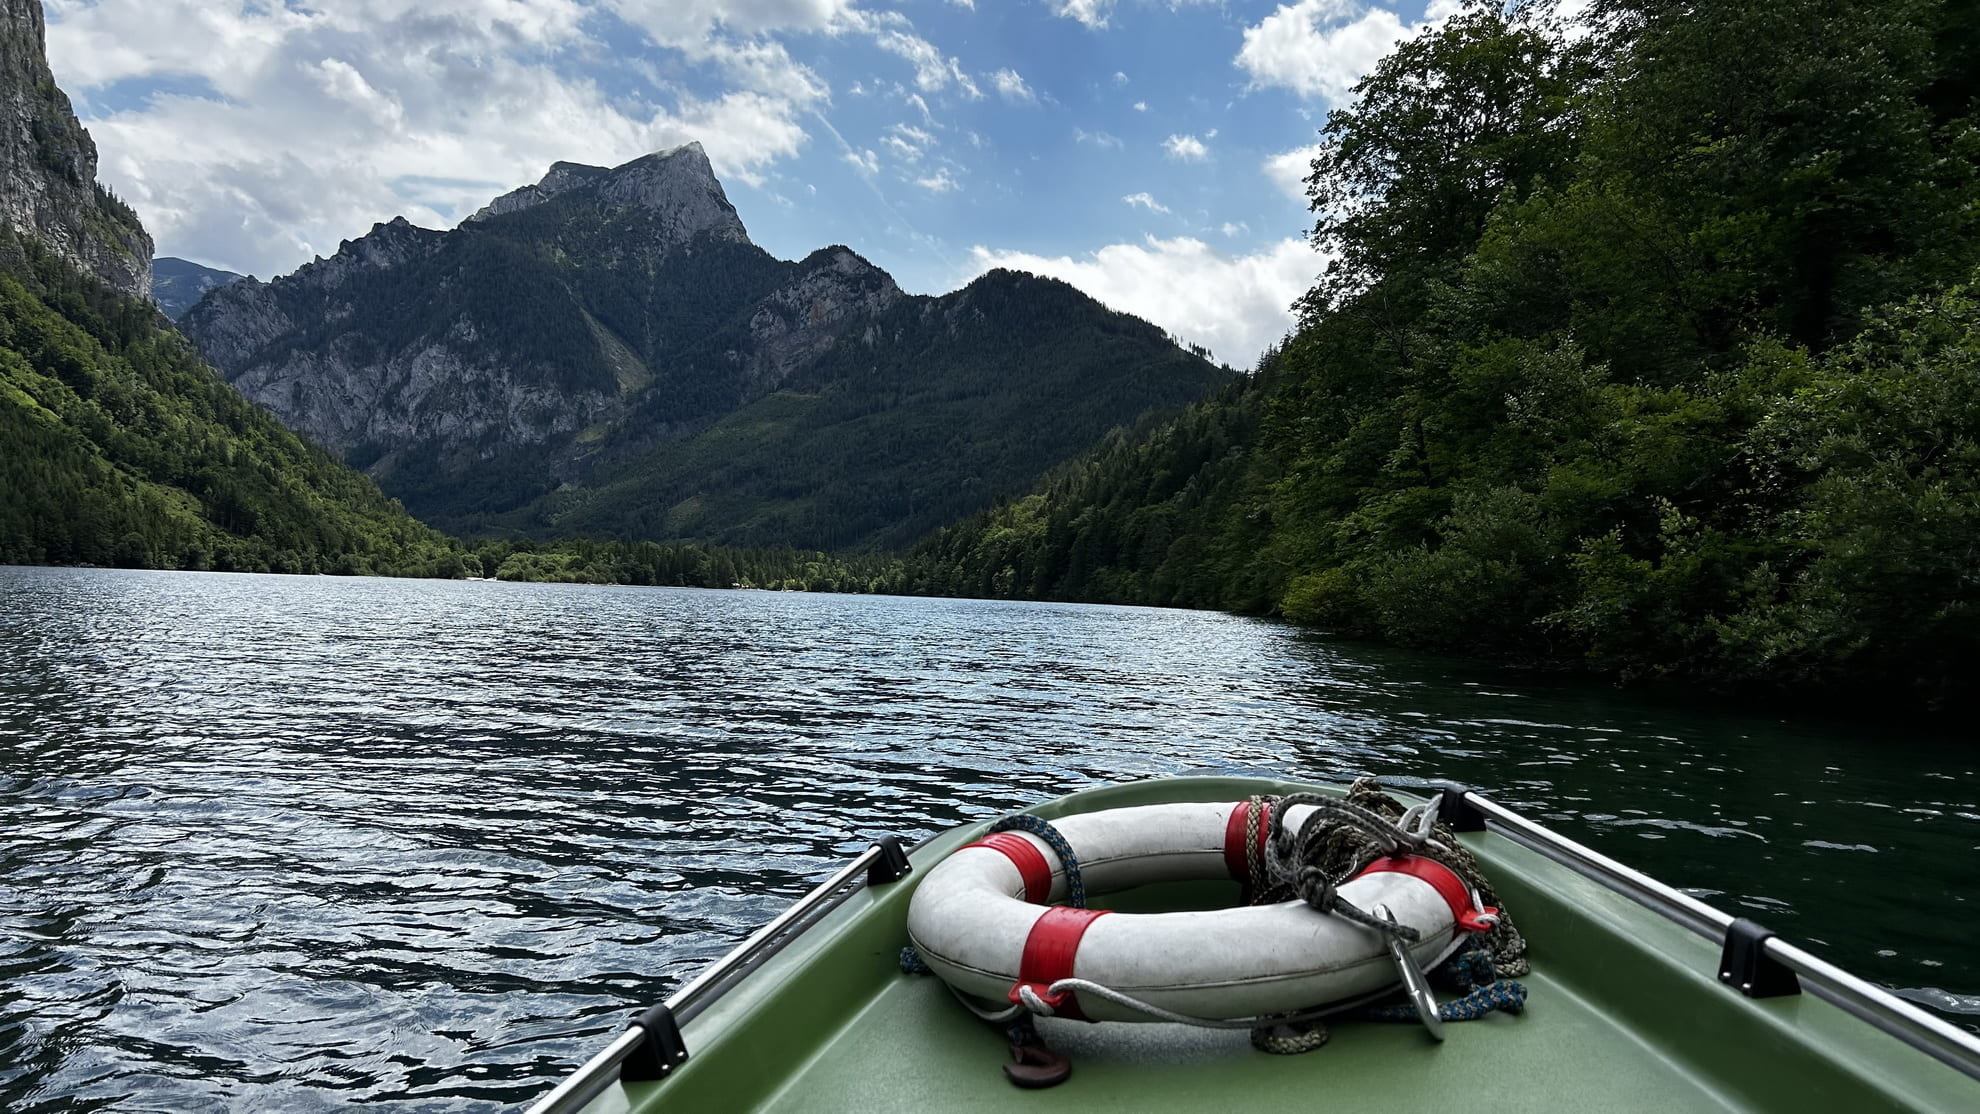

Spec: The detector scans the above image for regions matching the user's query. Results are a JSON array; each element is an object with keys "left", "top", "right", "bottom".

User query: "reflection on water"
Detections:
[{"left": 0, "top": 566, "right": 1972, "bottom": 1111}]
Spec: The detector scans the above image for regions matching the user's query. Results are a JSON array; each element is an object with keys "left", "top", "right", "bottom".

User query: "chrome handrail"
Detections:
[
  {"left": 1459, "top": 789, "right": 1980, "bottom": 1083},
  {"left": 523, "top": 841, "right": 899, "bottom": 1114}
]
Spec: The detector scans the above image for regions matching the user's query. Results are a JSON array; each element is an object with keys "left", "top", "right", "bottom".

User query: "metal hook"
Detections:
[
  {"left": 1373, "top": 902, "right": 1445, "bottom": 1043},
  {"left": 1003, "top": 1033, "right": 1072, "bottom": 1088}
]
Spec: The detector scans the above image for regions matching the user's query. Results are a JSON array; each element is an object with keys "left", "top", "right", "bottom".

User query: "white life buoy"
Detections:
[{"left": 905, "top": 800, "right": 1498, "bottom": 1023}]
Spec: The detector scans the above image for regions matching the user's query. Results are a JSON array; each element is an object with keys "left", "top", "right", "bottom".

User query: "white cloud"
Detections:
[
  {"left": 1051, "top": 0, "right": 1114, "bottom": 26},
  {"left": 990, "top": 68, "right": 1035, "bottom": 103},
  {"left": 1264, "top": 143, "right": 1322, "bottom": 203},
  {"left": 1113, "top": 70, "right": 1129, "bottom": 85},
  {"left": 1133, "top": 100, "right": 1147, "bottom": 111},
  {"left": 47, "top": 0, "right": 825, "bottom": 278},
  {"left": 1049, "top": 0, "right": 1224, "bottom": 29},
  {"left": 969, "top": 235, "right": 1319, "bottom": 367},
  {"left": 1236, "top": 0, "right": 1454, "bottom": 103},
  {"left": 1074, "top": 127, "right": 1123, "bottom": 149},
  {"left": 845, "top": 147, "right": 880, "bottom": 175},
  {"left": 878, "top": 122, "right": 936, "bottom": 165},
  {"left": 1123, "top": 191, "right": 1170, "bottom": 213},
  {"left": 611, "top": 0, "right": 861, "bottom": 42},
  {"left": 1163, "top": 133, "right": 1209, "bottom": 161},
  {"left": 1219, "top": 221, "right": 1249, "bottom": 236},
  {"left": 874, "top": 28, "right": 982, "bottom": 98},
  {"left": 914, "top": 168, "right": 960, "bottom": 193}
]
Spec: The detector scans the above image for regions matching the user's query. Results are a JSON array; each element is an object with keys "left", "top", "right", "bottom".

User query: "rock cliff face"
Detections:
[
  {"left": 180, "top": 145, "right": 1227, "bottom": 547},
  {"left": 183, "top": 146, "right": 908, "bottom": 499},
  {"left": 466, "top": 145, "right": 748, "bottom": 247},
  {"left": 0, "top": 0, "right": 151, "bottom": 298}
]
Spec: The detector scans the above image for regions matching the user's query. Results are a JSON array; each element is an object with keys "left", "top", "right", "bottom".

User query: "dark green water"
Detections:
[{"left": 0, "top": 566, "right": 1972, "bottom": 1112}]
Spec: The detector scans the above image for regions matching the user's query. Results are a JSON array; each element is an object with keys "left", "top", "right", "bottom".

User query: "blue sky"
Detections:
[{"left": 49, "top": 0, "right": 1463, "bottom": 367}]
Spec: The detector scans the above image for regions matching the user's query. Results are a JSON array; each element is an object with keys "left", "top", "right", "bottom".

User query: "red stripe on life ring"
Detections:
[
  {"left": 1010, "top": 906, "right": 1111, "bottom": 1022},
  {"left": 1223, "top": 801, "right": 1253, "bottom": 879},
  {"left": 963, "top": 832, "right": 1052, "bottom": 903},
  {"left": 1223, "top": 800, "right": 1276, "bottom": 881},
  {"left": 1353, "top": 855, "right": 1496, "bottom": 932}
]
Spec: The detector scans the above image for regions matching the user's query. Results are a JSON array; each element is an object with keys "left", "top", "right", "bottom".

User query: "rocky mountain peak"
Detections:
[
  {"left": 464, "top": 142, "right": 748, "bottom": 246},
  {"left": 0, "top": 0, "right": 152, "bottom": 298}
]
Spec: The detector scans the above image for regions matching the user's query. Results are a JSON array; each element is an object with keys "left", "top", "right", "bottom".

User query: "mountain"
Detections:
[
  {"left": 0, "top": 0, "right": 149, "bottom": 298},
  {"left": 180, "top": 146, "right": 1229, "bottom": 549},
  {"left": 151, "top": 256, "right": 242, "bottom": 318},
  {"left": 0, "top": 0, "right": 461, "bottom": 576}
]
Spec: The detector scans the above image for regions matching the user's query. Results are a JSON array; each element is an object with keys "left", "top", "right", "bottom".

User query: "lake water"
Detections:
[{"left": 1, "top": 566, "right": 1973, "bottom": 1111}]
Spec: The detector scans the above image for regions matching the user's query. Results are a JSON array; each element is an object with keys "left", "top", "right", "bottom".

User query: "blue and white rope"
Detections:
[{"left": 987, "top": 813, "right": 1088, "bottom": 909}]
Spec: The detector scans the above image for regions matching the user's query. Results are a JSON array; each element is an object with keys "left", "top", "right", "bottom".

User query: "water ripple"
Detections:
[{"left": 1, "top": 567, "right": 1974, "bottom": 1110}]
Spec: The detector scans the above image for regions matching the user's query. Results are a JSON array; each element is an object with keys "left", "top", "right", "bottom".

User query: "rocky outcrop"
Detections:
[
  {"left": 0, "top": 0, "right": 151, "bottom": 298},
  {"left": 736, "top": 246, "right": 903, "bottom": 393},
  {"left": 180, "top": 216, "right": 448, "bottom": 370},
  {"left": 465, "top": 143, "right": 748, "bottom": 247}
]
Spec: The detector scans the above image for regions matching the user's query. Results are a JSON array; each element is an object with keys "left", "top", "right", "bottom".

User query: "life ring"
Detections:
[{"left": 905, "top": 800, "right": 1498, "bottom": 1023}]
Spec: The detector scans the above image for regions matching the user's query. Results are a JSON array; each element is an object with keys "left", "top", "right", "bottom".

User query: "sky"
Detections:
[{"left": 49, "top": 0, "right": 1464, "bottom": 369}]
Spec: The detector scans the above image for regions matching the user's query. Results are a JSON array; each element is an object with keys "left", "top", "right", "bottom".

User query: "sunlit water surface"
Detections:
[{"left": 1, "top": 567, "right": 1973, "bottom": 1111}]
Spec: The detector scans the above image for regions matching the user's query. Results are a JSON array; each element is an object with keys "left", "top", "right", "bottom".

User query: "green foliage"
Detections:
[
  {"left": 909, "top": 0, "right": 1980, "bottom": 711},
  {"left": 0, "top": 233, "right": 463, "bottom": 577},
  {"left": 471, "top": 537, "right": 905, "bottom": 593}
]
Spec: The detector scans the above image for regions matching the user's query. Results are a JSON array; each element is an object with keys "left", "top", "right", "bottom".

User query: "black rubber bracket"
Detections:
[
  {"left": 1718, "top": 918, "right": 1801, "bottom": 998},
  {"left": 1427, "top": 781, "right": 1487, "bottom": 833},
  {"left": 867, "top": 835, "right": 912, "bottom": 885},
  {"left": 620, "top": 1002, "right": 690, "bottom": 1082}
]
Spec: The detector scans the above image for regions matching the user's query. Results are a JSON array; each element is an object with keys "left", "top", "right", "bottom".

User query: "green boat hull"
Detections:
[{"left": 565, "top": 776, "right": 1976, "bottom": 1112}]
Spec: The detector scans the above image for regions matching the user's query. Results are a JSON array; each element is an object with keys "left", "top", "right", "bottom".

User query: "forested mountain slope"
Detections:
[
  {"left": 182, "top": 147, "right": 1228, "bottom": 550},
  {"left": 912, "top": 0, "right": 1980, "bottom": 708},
  {"left": 0, "top": 0, "right": 460, "bottom": 577},
  {"left": 0, "top": 237, "right": 461, "bottom": 574}
]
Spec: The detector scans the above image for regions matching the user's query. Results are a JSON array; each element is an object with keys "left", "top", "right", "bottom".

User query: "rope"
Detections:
[
  {"left": 1331, "top": 779, "right": 1532, "bottom": 978},
  {"left": 988, "top": 813, "right": 1088, "bottom": 908},
  {"left": 1034, "top": 977, "right": 1343, "bottom": 1031},
  {"left": 1252, "top": 1020, "right": 1329, "bottom": 1055},
  {"left": 1262, "top": 792, "right": 1432, "bottom": 944},
  {"left": 1348, "top": 980, "right": 1529, "bottom": 1023}
]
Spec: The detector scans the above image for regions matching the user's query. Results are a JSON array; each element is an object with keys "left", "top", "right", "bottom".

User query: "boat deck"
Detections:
[{"left": 575, "top": 778, "right": 1974, "bottom": 1113}]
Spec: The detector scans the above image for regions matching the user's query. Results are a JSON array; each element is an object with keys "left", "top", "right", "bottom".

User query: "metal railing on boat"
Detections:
[
  {"left": 522, "top": 837, "right": 912, "bottom": 1114},
  {"left": 1449, "top": 785, "right": 1980, "bottom": 1084}
]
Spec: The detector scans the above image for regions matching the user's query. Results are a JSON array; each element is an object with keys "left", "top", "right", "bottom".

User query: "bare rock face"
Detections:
[
  {"left": 738, "top": 246, "right": 902, "bottom": 393},
  {"left": 465, "top": 142, "right": 748, "bottom": 247},
  {"left": 179, "top": 147, "right": 880, "bottom": 509},
  {"left": 180, "top": 217, "right": 449, "bottom": 375},
  {"left": 179, "top": 213, "right": 604, "bottom": 464},
  {"left": 0, "top": 0, "right": 151, "bottom": 298}
]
